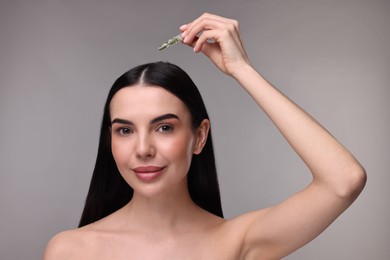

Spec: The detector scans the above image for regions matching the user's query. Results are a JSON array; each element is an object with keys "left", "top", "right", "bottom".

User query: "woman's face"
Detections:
[{"left": 110, "top": 85, "right": 208, "bottom": 198}]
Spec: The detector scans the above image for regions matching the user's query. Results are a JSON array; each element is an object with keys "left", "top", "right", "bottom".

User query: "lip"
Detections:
[{"left": 132, "top": 166, "right": 165, "bottom": 181}]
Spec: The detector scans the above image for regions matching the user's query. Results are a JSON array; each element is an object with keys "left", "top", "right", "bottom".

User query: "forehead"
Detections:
[{"left": 110, "top": 85, "right": 190, "bottom": 119}]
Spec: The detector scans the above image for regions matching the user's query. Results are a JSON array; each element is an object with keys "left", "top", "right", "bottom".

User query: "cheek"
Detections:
[
  {"left": 111, "top": 137, "right": 131, "bottom": 166},
  {"left": 160, "top": 134, "right": 195, "bottom": 162}
]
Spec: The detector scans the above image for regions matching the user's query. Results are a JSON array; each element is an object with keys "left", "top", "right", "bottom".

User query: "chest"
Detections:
[{"left": 87, "top": 230, "right": 243, "bottom": 260}]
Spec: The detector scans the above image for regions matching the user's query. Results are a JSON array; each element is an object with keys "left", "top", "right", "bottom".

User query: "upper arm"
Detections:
[{"left": 239, "top": 180, "right": 362, "bottom": 259}]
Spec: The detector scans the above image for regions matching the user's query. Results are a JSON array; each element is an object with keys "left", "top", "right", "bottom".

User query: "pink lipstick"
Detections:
[{"left": 133, "top": 166, "right": 165, "bottom": 181}]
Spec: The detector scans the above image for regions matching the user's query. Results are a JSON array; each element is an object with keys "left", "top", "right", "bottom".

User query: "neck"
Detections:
[{"left": 123, "top": 184, "right": 207, "bottom": 233}]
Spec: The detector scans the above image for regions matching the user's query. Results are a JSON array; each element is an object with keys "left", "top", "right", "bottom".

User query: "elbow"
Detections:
[{"left": 336, "top": 163, "right": 367, "bottom": 201}]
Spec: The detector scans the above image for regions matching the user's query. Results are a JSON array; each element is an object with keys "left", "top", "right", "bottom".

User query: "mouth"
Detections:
[
  {"left": 132, "top": 166, "right": 166, "bottom": 181},
  {"left": 133, "top": 166, "right": 165, "bottom": 173}
]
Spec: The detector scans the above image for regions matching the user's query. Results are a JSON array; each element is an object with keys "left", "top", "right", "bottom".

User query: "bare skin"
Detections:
[{"left": 44, "top": 13, "right": 366, "bottom": 260}]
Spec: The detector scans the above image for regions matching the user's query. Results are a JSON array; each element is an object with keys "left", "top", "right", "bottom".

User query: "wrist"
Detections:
[{"left": 230, "top": 63, "right": 256, "bottom": 82}]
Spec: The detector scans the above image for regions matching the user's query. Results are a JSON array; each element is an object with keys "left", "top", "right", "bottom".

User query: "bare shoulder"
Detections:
[
  {"left": 43, "top": 227, "right": 97, "bottom": 260},
  {"left": 43, "top": 210, "right": 129, "bottom": 259},
  {"left": 44, "top": 229, "right": 80, "bottom": 259}
]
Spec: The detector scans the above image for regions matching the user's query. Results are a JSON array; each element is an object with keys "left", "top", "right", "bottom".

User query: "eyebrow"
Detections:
[{"left": 111, "top": 113, "right": 180, "bottom": 126}]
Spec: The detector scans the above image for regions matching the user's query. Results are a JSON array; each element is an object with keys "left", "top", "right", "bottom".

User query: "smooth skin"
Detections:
[{"left": 44, "top": 13, "right": 366, "bottom": 260}]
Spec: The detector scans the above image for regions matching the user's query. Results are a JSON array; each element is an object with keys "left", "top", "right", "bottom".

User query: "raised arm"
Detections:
[{"left": 181, "top": 13, "right": 366, "bottom": 259}]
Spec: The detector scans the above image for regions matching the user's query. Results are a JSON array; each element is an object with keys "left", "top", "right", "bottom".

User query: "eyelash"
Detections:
[
  {"left": 157, "top": 124, "right": 174, "bottom": 133},
  {"left": 116, "top": 127, "right": 133, "bottom": 136},
  {"left": 114, "top": 124, "right": 174, "bottom": 136}
]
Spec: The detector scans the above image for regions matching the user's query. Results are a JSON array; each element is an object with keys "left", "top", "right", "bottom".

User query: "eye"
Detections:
[
  {"left": 116, "top": 127, "right": 133, "bottom": 136},
  {"left": 157, "top": 124, "right": 174, "bottom": 134}
]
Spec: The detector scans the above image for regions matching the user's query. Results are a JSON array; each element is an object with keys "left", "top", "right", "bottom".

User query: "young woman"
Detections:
[{"left": 44, "top": 13, "right": 366, "bottom": 259}]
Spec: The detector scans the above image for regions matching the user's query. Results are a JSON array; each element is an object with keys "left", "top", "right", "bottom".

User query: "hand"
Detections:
[{"left": 180, "top": 13, "right": 251, "bottom": 76}]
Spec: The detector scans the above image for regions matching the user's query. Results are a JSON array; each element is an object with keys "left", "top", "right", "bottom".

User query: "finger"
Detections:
[
  {"left": 183, "top": 18, "right": 228, "bottom": 44},
  {"left": 193, "top": 23, "right": 243, "bottom": 53},
  {"left": 191, "top": 13, "right": 237, "bottom": 29},
  {"left": 193, "top": 30, "right": 216, "bottom": 53},
  {"left": 195, "top": 27, "right": 249, "bottom": 68},
  {"left": 181, "top": 33, "right": 217, "bottom": 59},
  {"left": 187, "top": 36, "right": 221, "bottom": 69},
  {"left": 181, "top": 35, "right": 199, "bottom": 48},
  {"left": 182, "top": 13, "right": 238, "bottom": 42},
  {"left": 182, "top": 14, "right": 228, "bottom": 38},
  {"left": 179, "top": 24, "right": 188, "bottom": 32}
]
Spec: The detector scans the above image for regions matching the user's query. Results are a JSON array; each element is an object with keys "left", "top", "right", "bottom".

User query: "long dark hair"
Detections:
[{"left": 79, "top": 62, "right": 223, "bottom": 227}]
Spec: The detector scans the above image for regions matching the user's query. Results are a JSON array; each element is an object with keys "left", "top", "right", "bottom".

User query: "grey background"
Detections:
[{"left": 1, "top": 0, "right": 389, "bottom": 259}]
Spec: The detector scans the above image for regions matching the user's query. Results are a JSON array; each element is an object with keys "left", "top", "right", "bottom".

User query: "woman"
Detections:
[{"left": 44, "top": 13, "right": 366, "bottom": 259}]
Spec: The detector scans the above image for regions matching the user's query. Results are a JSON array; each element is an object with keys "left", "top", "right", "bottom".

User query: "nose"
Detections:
[{"left": 135, "top": 133, "right": 155, "bottom": 159}]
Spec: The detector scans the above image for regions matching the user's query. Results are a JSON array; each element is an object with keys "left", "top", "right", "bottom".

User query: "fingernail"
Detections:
[{"left": 180, "top": 24, "right": 188, "bottom": 30}]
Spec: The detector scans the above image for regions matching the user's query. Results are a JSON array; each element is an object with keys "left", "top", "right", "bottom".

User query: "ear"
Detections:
[{"left": 193, "top": 119, "right": 210, "bottom": 155}]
